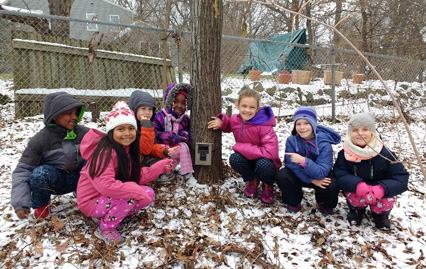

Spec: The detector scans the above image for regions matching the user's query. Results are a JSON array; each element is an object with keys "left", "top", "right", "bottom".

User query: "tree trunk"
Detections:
[
  {"left": 48, "top": 0, "right": 74, "bottom": 37},
  {"left": 333, "top": 0, "right": 342, "bottom": 47},
  {"left": 190, "top": 0, "right": 223, "bottom": 184},
  {"left": 305, "top": 1, "right": 312, "bottom": 45}
]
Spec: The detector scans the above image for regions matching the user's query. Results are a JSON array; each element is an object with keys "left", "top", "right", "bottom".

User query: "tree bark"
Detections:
[
  {"left": 333, "top": 0, "right": 342, "bottom": 47},
  {"left": 190, "top": 0, "right": 223, "bottom": 184},
  {"left": 48, "top": 0, "right": 74, "bottom": 37}
]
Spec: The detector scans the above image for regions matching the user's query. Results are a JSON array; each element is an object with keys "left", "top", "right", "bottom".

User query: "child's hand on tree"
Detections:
[
  {"left": 311, "top": 177, "right": 331, "bottom": 189},
  {"left": 208, "top": 116, "right": 222, "bottom": 130}
]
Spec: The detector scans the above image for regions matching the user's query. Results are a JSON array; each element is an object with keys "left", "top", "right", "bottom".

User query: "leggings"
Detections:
[
  {"left": 91, "top": 194, "right": 153, "bottom": 231},
  {"left": 345, "top": 192, "right": 395, "bottom": 214}
]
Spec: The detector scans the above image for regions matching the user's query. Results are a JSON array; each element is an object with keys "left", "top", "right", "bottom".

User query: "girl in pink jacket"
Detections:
[
  {"left": 77, "top": 102, "right": 172, "bottom": 245},
  {"left": 208, "top": 89, "right": 281, "bottom": 204}
]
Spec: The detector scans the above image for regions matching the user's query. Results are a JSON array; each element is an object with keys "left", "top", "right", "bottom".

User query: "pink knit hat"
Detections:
[{"left": 105, "top": 101, "right": 137, "bottom": 133}]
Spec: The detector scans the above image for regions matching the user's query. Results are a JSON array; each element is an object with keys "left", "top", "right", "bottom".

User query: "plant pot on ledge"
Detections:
[
  {"left": 277, "top": 71, "right": 291, "bottom": 84},
  {"left": 352, "top": 73, "right": 365, "bottom": 84},
  {"left": 324, "top": 70, "right": 344, "bottom": 85},
  {"left": 291, "top": 70, "right": 312, "bottom": 84},
  {"left": 249, "top": 70, "right": 262, "bottom": 81}
]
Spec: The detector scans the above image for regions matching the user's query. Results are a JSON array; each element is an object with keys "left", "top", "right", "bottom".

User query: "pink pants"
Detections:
[
  {"left": 344, "top": 192, "right": 396, "bottom": 214},
  {"left": 91, "top": 195, "right": 153, "bottom": 231},
  {"left": 169, "top": 142, "right": 193, "bottom": 175}
]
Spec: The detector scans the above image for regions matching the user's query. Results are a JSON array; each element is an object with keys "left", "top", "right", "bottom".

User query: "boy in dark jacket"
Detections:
[
  {"left": 11, "top": 92, "right": 89, "bottom": 219},
  {"left": 333, "top": 112, "right": 409, "bottom": 229}
]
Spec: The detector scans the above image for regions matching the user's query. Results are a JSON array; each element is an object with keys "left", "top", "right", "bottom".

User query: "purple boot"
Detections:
[
  {"left": 260, "top": 183, "right": 274, "bottom": 204},
  {"left": 244, "top": 178, "right": 259, "bottom": 197}
]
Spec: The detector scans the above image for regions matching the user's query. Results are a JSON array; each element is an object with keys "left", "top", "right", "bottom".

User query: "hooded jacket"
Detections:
[
  {"left": 285, "top": 125, "right": 341, "bottom": 184},
  {"left": 333, "top": 147, "right": 409, "bottom": 197},
  {"left": 11, "top": 92, "right": 89, "bottom": 212},
  {"left": 128, "top": 91, "right": 167, "bottom": 160},
  {"left": 76, "top": 129, "right": 169, "bottom": 217},
  {"left": 153, "top": 83, "right": 191, "bottom": 146},
  {"left": 217, "top": 106, "right": 281, "bottom": 170}
]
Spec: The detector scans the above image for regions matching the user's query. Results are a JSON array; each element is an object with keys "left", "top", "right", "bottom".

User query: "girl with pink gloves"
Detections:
[
  {"left": 333, "top": 112, "right": 409, "bottom": 229},
  {"left": 77, "top": 102, "right": 173, "bottom": 245},
  {"left": 208, "top": 88, "right": 281, "bottom": 204}
]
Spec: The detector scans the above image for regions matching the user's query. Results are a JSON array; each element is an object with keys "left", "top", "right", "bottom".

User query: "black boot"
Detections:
[
  {"left": 372, "top": 210, "right": 391, "bottom": 230},
  {"left": 347, "top": 203, "right": 366, "bottom": 225}
]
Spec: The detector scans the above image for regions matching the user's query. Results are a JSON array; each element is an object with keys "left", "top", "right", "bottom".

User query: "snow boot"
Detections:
[
  {"left": 260, "top": 183, "right": 274, "bottom": 204},
  {"left": 347, "top": 202, "right": 366, "bottom": 225},
  {"left": 372, "top": 210, "right": 391, "bottom": 230},
  {"left": 244, "top": 178, "right": 259, "bottom": 198},
  {"left": 33, "top": 203, "right": 50, "bottom": 219}
]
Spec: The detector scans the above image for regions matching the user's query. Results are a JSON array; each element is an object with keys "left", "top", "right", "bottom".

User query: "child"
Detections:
[
  {"left": 153, "top": 83, "right": 193, "bottom": 179},
  {"left": 333, "top": 112, "right": 409, "bottom": 229},
  {"left": 275, "top": 106, "right": 341, "bottom": 214},
  {"left": 208, "top": 88, "right": 281, "bottom": 204},
  {"left": 77, "top": 102, "right": 173, "bottom": 245},
  {"left": 128, "top": 90, "right": 178, "bottom": 167},
  {"left": 11, "top": 92, "right": 89, "bottom": 220}
]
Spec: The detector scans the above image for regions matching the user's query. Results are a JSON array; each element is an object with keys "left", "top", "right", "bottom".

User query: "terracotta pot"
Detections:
[
  {"left": 249, "top": 70, "right": 262, "bottom": 81},
  {"left": 352, "top": 73, "right": 365, "bottom": 84},
  {"left": 291, "top": 70, "right": 312, "bottom": 84},
  {"left": 324, "top": 70, "right": 344, "bottom": 85},
  {"left": 277, "top": 72, "right": 291, "bottom": 84}
]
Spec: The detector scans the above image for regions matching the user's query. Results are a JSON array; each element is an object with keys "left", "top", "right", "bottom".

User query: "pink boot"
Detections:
[
  {"left": 260, "top": 183, "right": 274, "bottom": 204},
  {"left": 244, "top": 178, "right": 259, "bottom": 197}
]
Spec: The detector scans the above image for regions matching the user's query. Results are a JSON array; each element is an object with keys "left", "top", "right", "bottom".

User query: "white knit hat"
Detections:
[
  {"left": 347, "top": 112, "right": 376, "bottom": 135},
  {"left": 105, "top": 101, "right": 137, "bottom": 133}
]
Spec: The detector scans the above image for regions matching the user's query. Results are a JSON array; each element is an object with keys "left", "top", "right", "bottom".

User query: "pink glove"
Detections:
[
  {"left": 371, "top": 184, "right": 385, "bottom": 200},
  {"left": 356, "top": 182, "right": 371, "bottom": 197},
  {"left": 140, "top": 185, "right": 154, "bottom": 201}
]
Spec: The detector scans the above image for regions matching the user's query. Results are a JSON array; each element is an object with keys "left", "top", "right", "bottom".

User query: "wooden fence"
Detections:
[{"left": 12, "top": 32, "right": 175, "bottom": 119}]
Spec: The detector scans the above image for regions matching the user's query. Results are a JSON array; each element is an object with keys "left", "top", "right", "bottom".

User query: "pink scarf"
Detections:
[
  {"left": 163, "top": 108, "right": 184, "bottom": 134},
  {"left": 343, "top": 134, "right": 383, "bottom": 163}
]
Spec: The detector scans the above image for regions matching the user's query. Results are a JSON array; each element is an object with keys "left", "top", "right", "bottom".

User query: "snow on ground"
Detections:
[{"left": 0, "top": 76, "right": 425, "bottom": 268}]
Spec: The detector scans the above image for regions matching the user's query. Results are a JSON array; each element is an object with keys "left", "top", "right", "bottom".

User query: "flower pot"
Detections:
[
  {"left": 291, "top": 70, "right": 312, "bottom": 84},
  {"left": 249, "top": 70, "right": 262, "bottom": 81},
  {"left": 324, "top": 70, "right": 344, "bottom": 85},
  {"left": 277, "top": 72, "right": 291, "bottom": 84},
  {"left": 352, "top": 73, "right": 365, "bottom": 84}
]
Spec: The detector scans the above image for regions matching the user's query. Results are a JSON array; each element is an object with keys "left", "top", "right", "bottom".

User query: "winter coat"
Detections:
[
  {"left": 76, "top": 129, "right": 167, "bottom": 217},
  {"left": 153, "top": 109, "right": 190, "bottom": 146},
  {"left": 333, "top": 147, "right": 409, "bottom": 197},
  {"left": 217, "top": 106, "right": 281, "bottom": 170},
  {"left": 11, "top": 92, "right": 89, "bottom": 212},
  {"left": 284, "top": 125, "right": 341, "bottom": 184},
  {"left": 128, "top": 90, "right": 167, "bottom": 161}
]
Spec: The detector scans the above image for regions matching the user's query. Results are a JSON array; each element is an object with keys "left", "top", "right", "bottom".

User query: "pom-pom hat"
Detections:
[
  {"left": 291, "top": 106, "right": 318, "bottom": 135},
  {"left": 106, "top": 101, "right": 137, "bottom": 133}
]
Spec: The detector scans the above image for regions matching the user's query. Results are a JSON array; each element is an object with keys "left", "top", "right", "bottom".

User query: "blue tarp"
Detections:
[{"left": 237, "top": 29, "right": 308, "bottom": 74}]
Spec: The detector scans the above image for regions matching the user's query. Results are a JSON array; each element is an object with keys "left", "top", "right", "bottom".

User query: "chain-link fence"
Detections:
[{"left": 1, "top": 11, "right": 426, "bottom": 146}]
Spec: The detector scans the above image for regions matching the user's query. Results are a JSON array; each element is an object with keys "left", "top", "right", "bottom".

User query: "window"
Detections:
[
  {"left": 86, "top": 13, "right": 98, "bottom": 31},
  {"left": 109, "top": 15, "right": 120, "bottom": 32}
]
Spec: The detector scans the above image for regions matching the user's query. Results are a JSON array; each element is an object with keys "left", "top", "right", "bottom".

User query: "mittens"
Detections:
[
  {"left": 371, "top": 184, "right": 385, "bottom": 200},
  {"left": 356, "top": 182, "right": 371, "bottom": 197}
]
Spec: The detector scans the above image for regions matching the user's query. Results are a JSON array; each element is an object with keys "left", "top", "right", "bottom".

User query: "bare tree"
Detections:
[
  {"left": 48, "top": 0, "right": 73, "bottom": 37},
  {"left": 190, "top": 0, "right": 223, "bottom": 184}
]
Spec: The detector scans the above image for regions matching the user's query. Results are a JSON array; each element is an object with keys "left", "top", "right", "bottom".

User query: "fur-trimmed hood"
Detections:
[{"left": 164, "top": 83, "right": 193, "bottom": 111}]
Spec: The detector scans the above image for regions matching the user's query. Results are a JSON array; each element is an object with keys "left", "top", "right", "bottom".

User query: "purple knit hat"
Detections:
[{"left": 291, "top": 106, "right": 318, "bottom": 135}]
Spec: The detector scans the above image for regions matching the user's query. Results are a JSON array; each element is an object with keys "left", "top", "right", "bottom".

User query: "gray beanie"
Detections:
[
  {"left": 128, "top": 90, "right": 156, "bottom": 121},
  {"left": 347, "top": 112, "right": 376, "bottom": 135}
]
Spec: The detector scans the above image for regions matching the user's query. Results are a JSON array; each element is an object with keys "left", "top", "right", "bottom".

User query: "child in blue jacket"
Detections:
[
  {"left": 333, "top": 112, "right": 409, "bottom": 229},
  {"left": 276, "top": 106, "right": 341, "bottom": 215}
]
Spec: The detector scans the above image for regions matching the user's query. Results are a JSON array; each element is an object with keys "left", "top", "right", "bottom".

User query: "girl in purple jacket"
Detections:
[
  {"left": 208, "top": 89, "right": 281, "bottom": 204},
  {"left": 153, "top": 83, "right": 194, "bottom": 180},
  {"left": 276, "top": 106, "right": 341, "bottom": 215}
]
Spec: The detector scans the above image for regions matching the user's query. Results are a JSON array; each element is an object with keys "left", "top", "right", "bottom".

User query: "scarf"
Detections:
[
  {"left": 163, "top": 108, "right": 184, "bottom": 133},
  {"left": 343, "top": 134, "right": 383, "bottom": 163}
]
